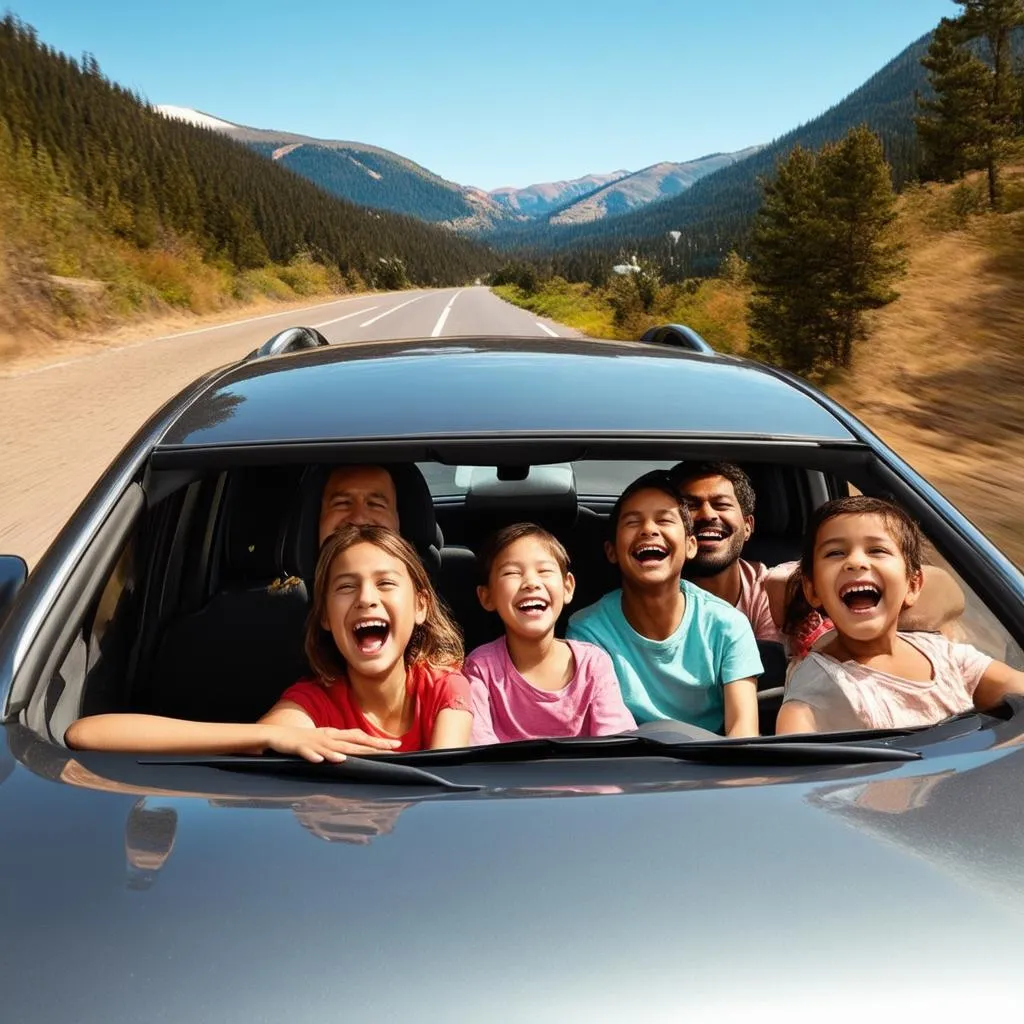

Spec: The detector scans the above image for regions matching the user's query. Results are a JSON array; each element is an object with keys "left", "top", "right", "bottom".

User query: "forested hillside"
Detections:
[
  {"left": 0, "top": 15, "right": 494, "bottom": 290},
  {"left": 498, "top": 31, "right": 941, "bottom": 272}
]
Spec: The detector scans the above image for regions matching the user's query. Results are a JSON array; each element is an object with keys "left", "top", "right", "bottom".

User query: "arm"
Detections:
[
  {"left": 585, "top": 651, "right": 636, "bottom": 736},
  {"left": 65, "top": 702, "right": 401, "bottom": 762},
  {"left": 429, "top": 708, "right": 472, "bottom": 749},
  {"left": 899, "top": 565, "right": 965, "bottom": 632},
  {"left": 972, "top": 661, "right": 1024, "bottom": 712},
  {"left": 466, "top": 670, "right": 500, "bottom": 745},
  {"left": 775, "top": 700, "right": 819, "bottom": 735},
  {"left": 723, "top": 678, "right": 759, "bottom": 737}
]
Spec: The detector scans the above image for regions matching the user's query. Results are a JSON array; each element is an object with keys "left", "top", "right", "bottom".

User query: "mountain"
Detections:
[
  {"left": 488, "top": 171, "right": 630, "bottom": 218},
  {"left": 548, "top": 148, "right": 763, "bottom": 225},
  {"left": 156, "top": 106, "right": 518, "bottom": 231},
  {"left": 497, "top": 31, "right": 940, "bottom": 269},
  {"left": 157, "top": 108, "right": 762, "bottom": 236},
  {"left": 0, "top": 18, "right": 494, "bottom": 292}
]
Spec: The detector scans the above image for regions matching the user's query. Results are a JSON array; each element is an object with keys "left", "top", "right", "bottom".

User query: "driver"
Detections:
[{"left": 318, "top": 464, "right": 401, "bottom": 541}]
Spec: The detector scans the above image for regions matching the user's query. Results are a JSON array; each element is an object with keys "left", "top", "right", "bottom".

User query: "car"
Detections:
[{"left": 2, "top": 323, "right": 1024, "bottom": 1020}]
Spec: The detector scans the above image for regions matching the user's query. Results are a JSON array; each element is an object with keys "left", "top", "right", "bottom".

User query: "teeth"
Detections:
[
  {"left": 517, "top": 601, "right": 547, "bottom": 611},
  {"left": 354, "top": 618, "right": 388, "bottom": 631},
  {"left": 840, "top": 584, "right": 879, "bottom": 597}
]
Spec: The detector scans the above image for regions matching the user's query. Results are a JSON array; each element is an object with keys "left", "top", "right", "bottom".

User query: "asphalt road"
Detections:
[{"left": 0, "top": 286, "right": 576, "bottom": 566}]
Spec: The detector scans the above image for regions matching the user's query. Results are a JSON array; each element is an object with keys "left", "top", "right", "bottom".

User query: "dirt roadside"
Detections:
[{"left": 0, "top": 292, "right": 357, "bottom": 566}]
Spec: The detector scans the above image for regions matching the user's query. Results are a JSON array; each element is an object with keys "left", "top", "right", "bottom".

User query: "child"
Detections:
[
  {"left": 567, "top": 471, "right": 763, "bottom": 737},
  {"left": 66, "top": 524, "right": 473, "bottom": 759},
  {"left": 464, "top": 523, "right": 635, "bottom": 744},
  {"left": 776, "top": 496, "right": 1024, "bottom": 734}
]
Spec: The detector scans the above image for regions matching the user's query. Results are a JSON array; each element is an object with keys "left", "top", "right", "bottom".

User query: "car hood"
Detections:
[{"left": 4, "top": 731, "right": 1024, "bottom": 1021}]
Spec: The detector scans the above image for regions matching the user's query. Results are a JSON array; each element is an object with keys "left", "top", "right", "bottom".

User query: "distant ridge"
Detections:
[{"left": 156, "top": 106, "right": 519, "bottom": 231}]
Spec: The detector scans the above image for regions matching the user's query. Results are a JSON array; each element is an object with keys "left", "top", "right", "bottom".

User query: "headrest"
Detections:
[
  {"left": 222, "top": 466, "right": 304, "bottom": 583},
  {"left": 286, "top": 462, "right": 440, "bottom": 582},
  {"left": 462, "top": 465, "right": 578, "bottom": 549}
]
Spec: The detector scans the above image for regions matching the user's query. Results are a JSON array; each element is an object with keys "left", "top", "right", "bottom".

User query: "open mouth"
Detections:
[
  {"left": 839, "top": 583, "right": 882, "bottom": 612},
  {"left": 632, "top": 544, "right": 669, "bottom": 564},
  {"left": 516, "top": 598, "right": 549, "bottom": 614},
  {"left": 694, "top": 523, "right": 730, "bottom": 545},
  {"left": 352, "top": 618, "right": 390, "bottom": 654}
]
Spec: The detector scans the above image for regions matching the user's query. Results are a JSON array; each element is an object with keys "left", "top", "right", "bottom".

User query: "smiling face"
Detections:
[
  {"left": 319, "top": 466, "right": 399, "bottom": 544},
  {"left": 321, "top": 541, "right": 426, "bottom": 683},
  {"left": 606, "top": 487, "right": 696, "bottom": 590},
  {"left": 478, "top": 534, "right": 575, "bottom": 641},
  {"left": 805, "top": 512, "right": 923, "bottom": 642},
  {"left": 676, "top": 474, "right": 753, "bottom": 578}
]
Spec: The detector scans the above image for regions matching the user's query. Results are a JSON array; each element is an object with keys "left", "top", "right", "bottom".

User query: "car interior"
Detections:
[{"left": 15, "top": 453, "right": 1024, "bottom": 750}]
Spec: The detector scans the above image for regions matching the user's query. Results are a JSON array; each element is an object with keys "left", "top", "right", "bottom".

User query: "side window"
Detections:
[{"left": 919, "top": 540, "right": 1024, "bottom": 668}]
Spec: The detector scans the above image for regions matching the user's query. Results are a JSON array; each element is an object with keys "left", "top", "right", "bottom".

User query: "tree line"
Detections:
[
  {"left": 748, "top": 0, "right": 1024, "bottom": 378},
  {"left": 0, "top": 15, "right": 495, "bottom": 287}
]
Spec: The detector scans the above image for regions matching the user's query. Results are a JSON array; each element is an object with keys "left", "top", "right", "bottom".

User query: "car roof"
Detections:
[{"left": 155, "top": 336, "right": 857, "bottom": 450}]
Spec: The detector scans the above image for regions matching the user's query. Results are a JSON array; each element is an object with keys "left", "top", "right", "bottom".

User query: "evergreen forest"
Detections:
[{"left": 0, "top": 15, "right": 495, "bottom": 289}]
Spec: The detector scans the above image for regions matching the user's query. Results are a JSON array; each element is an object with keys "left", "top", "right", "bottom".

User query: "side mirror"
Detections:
[{"left": 0, "top": 555, "right": 28, "bottom": 628}]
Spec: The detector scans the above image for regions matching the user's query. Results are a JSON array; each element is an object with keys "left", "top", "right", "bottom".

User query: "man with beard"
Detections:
[{"left": 671, "top": 462, "right": 964, "bottom": 649}]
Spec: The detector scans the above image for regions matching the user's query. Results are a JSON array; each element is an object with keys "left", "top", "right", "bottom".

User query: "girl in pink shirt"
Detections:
[
  {"left": 465, "top": 523, "right": 636, "bottom": 744},
  {"left": 777, "top": 497, "right": 1024, "bottom": 734}
]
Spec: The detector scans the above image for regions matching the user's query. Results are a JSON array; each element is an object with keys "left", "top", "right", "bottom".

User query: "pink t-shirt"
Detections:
[
  {"left": 464, "top": 638, "right": 636, "bottom": 745},
  {"left": 736, "top": 558, "right": 788, "bottom": 644},
  {"left": 782, "top": 631, "right": 993, "bottom": 731}
]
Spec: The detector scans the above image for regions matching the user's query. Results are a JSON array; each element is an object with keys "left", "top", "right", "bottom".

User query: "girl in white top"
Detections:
[{"left": 776, "top": 496, "right": 1024, "bottom": 734}]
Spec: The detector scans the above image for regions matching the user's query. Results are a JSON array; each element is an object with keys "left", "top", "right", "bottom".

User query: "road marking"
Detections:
[
  {"left": 359, "top": 293, "right": 427, "bottom": 327},
  {"left": 311, "top": 306, "right": 378, "bottom": 328},
  {"left": 430, "top": 290, "right": 463, "bottom": 337},
  {"left": 1, "top": 294, "right": 371, "bottom": 379},
  {"left": 535, "top": 321, "right": 559, "bottom": 337}
]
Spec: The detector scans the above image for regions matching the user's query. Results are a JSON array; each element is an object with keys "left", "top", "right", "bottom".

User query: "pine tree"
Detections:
[
  {"left": 957, "top": 0, "right": 1024, "bottom": 206},
  {"left": 748, "top": 129, "right": 904, "bottom": 377},
  {"left": 748, "top": 146, "right": 835, "bottom": 376},
  {"left": 917, "top": 1, "right": 1024, "bottom": 206},
  {"left": 916, "top": 18, "right": 990, "bottom": 180},
  {"left": 818, "top": 126, "right": 904, "bottom": 368}
]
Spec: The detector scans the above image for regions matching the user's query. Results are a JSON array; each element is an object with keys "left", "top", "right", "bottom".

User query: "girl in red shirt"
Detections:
[{"left": 66, "top": 525, "right": 472, "bottom": 759}]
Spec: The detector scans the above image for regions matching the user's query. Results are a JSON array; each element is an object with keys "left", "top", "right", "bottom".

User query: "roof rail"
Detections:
[
  {"left": 247, "top": 326, "right": 331, "bottom": 361},
  {"left": 639, "top": 323, "right": 715, "bottom": 355}
]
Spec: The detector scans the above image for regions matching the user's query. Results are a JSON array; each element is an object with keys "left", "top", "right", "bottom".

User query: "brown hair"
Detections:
[
  {"left": 783, "top": 495, "right": 923, "bottom": 634},
  {"left": 305, "top": 524, "right": 463, "bottom": 681},
  {"left": 477, "top": 522, "right": 571, "bottom": 584}
]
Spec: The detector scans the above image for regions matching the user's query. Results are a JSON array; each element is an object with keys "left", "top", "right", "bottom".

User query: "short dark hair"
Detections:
[
  {"left": 477, "top": 522, "right": 570, "bottom": 584},
  {"left": 608, "top": 470, "right": 693, "bottom": 540},
  {"left": 783, "top": 495, "right": 923, "bottom": 635},
  {"left": 670, "top": 462, "right": 756, "bottom": 518}
]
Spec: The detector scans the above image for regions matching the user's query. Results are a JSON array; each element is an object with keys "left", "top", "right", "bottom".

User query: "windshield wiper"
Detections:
[
  {"left": 392, "top": 735, "right": 921, "bottom": 768},
  {"left": 139, "top": 754, "right": 483, "bottom": 791}
]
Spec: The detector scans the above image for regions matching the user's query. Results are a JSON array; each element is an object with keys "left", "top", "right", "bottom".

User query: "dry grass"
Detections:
[{"left": 829, "top": 167, "right": 1024, "bottom": 569}]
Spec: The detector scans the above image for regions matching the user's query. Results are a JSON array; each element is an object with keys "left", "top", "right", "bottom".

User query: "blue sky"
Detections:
[{"left": 11, "top": 0, "right": 954, "bottom": 190}]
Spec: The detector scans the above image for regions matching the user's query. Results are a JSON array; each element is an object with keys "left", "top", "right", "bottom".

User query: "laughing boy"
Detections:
[{"left": 567, "top": 471, "right": 762, "bottom": 736}]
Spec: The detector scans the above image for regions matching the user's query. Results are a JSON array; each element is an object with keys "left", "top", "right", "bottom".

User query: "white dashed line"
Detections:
[
  {"left": 430, "top": 290, "right": 463, "bottom": 337},
  {"left": 535, "top": 321, "right": 559, "bottom": 337},
  {"left": 310, "top": 306, "right": 378, "bottom": 328},
  {"left": 359, "top": 294, "right": 428, "bottom": 327}
]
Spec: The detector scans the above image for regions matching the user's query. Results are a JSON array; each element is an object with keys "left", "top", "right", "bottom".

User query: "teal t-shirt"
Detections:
[{"left": 566, "top": 579, "right": 763, "bottom": 733}]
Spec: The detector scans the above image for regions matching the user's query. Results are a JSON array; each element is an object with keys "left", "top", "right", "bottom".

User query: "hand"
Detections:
[{"left": 264, "top": 726, "right": 401, "bottom": 762}]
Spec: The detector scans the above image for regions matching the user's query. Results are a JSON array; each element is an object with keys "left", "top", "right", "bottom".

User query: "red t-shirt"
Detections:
[{"left": 278, "top": 662, "right": 472, "bottom": 752}]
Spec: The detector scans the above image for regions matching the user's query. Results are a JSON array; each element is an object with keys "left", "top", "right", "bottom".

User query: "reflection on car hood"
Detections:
[{"left": 3, "top": 734, "right": 1024, "bottom": 1020}]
